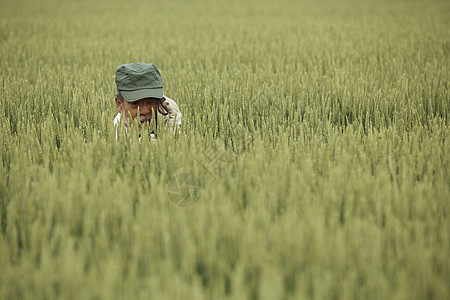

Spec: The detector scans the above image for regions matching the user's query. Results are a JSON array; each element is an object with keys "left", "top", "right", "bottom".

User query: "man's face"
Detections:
[{"left": 115, "top": 97, "right": 160, "bottom": 127}]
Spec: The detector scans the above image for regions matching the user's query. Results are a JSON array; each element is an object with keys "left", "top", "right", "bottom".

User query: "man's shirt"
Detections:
[{"left": 114, "top": 96, "right": 182, "bottom": 140}]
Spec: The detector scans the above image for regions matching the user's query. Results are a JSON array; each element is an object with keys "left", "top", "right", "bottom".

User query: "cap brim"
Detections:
[{"left": 121, "top": 88, "right": 163, "bottom": 102}]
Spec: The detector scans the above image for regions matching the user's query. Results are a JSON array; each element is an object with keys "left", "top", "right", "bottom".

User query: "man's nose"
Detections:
[{"left": 139, "top": 103, "right": 152, "bottom": 115}]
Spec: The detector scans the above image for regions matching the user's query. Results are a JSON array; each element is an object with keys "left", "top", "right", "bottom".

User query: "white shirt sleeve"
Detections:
[
  {"left": 158, "top": 96, "right": 182, "bottom": 134},
  {"left": 114, "top": 113, "right": 122, "bottom": 140}
]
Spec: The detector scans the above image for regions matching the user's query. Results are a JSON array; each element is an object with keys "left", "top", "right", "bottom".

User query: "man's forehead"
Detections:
[{"left": 129, "top": 97, "right": 162, "bottom": 103}]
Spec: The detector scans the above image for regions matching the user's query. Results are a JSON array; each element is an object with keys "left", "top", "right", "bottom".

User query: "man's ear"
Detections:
[{"left": 115, "top": 97, "right": 123, "bottom": 114}]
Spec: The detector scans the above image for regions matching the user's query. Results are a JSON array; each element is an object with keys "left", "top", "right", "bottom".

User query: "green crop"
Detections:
[{"left": 1, "top": 0, "right": 449, "bottom": 299}]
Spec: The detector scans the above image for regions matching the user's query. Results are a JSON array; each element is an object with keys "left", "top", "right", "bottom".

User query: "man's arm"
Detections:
[{"left": 158, "top": 96, "right": 182, "bottom": 134}]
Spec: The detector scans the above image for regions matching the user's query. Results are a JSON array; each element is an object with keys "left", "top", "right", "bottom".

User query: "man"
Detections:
[{"left": 114, "top": 62, "right": 181, "bottom": 139}]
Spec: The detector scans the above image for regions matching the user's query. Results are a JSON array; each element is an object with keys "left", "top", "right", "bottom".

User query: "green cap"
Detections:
[{"left": 115, "top": 62, "right": 164, "bottom": 102}]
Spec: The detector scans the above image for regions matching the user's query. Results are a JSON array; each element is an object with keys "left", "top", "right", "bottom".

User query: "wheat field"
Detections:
[{"left": 1, "top": 0, "right": 449, "bottom": 299}]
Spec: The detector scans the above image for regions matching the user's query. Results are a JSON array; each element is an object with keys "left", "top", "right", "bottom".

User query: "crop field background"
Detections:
[{"left": 1, "top": 0, "right": 449, "bottom": 299}]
